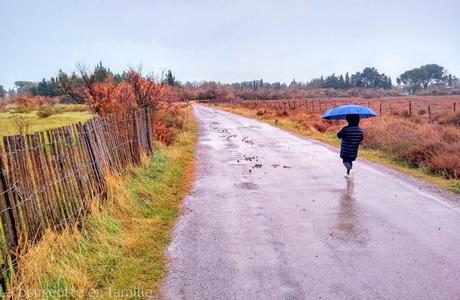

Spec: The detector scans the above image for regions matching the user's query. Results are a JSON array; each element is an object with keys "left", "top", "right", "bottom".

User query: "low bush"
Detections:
[
  {"left": 276, "top": 109, "right": 289, "bottom": 117},
  {"left": 37, "top": 106, "right": 57, "bottom": 118},
  {"left": 435, "top": 111, "right": 460, "bottom": 126}
]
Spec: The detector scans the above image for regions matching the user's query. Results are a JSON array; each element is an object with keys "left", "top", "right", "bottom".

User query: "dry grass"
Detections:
[
  {"left": 7, "top": 112, "right": 197, "bottom": 299},
  {"left": 0, "top": 107, "right": 92, "bottom": 139}
]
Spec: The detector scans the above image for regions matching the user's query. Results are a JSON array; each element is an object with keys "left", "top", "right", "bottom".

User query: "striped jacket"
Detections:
[{"left": 337, "top": 126, "right": 364, "bottom": 161}]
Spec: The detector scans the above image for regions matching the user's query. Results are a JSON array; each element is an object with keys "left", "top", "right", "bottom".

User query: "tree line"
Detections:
[
  {"left": 2, "top": 62, "right": 180, "bottom": 102},
  {"left": 185, "top": 64, "right": 458, "bottom": 95},
  {"left": 1, "top": 63, "right": 458, "bottom": 100}
]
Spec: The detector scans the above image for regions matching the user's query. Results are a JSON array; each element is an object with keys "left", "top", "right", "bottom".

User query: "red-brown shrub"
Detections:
[
  {"left": 363, "top": 117, "right": 460, "bottom": 178},
  {"left": 427, "top": 153, "right": 460, "bottom": 179},
  {"left": 276, "top": 110, "right": 289, "bottom": 117},
  {"left": 435, "top": 112, "right": 460, "bottom": 126},
  {"left": 312, "top": 120, "right": 329, "bottom": 132}
]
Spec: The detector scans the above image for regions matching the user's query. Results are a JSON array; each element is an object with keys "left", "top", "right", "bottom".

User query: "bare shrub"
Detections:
[{"left": 10, "top": 115, "right": 32, "bottom": 136}]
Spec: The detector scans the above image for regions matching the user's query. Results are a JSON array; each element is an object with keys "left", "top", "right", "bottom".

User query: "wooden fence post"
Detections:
[
  {"left": 0, "top": 152, "right": 18, "bottom": 258},
  {"left": 454, "top": 102, "right": 457, "bottom": 113},
  {"left": 409, "top": 101, "right": 412, "bottom": 116},
  {"left": 379, "top": 103, "right": 382, "bottom": 116},
  {"left": 428, "top": 105, "right": 431, "bottom": 121}
]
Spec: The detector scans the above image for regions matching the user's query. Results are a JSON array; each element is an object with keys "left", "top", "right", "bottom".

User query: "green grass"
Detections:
[
  {"left": 10, "top": 114, "right": 197, "bottom": 299},
  {"left": 217, "top": 105, "right": 460, "bottom": 194},
  {"left": 0, "top": 110, "right": 93, "bottom": 138}
]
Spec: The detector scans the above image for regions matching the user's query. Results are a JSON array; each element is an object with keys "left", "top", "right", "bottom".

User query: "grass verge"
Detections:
[
  {"left": 216, "top": 105, "right": 460, "bottom": 194},
  {"left": 8, "top": 114, "right": 197, "bottom": 299}
]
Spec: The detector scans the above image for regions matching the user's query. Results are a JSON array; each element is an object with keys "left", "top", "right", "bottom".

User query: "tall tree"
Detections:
[
  {"left": 57, "top": 70, "right": 85, "bottom": 103},
  {"left": 344, "top": 72, "right": 350, "bottom": 88},
  {"left": 164, "top": 69, "right": 179, "bottom": 86},
  {"left": 15, "top": 81, "right": 35, "bottom": 94},
  {"left": 397, "top": 64, "right": 446, "bottom": 93},
  {"left": 0, "top": 85, "right": 6, "bottom": 97},
  {"left": 93, "top": 61, "right": 111, "bottom": 82}
]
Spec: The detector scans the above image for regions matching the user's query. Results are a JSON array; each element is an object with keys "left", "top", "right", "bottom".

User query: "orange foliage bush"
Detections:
[
  {"left": 80, "top": 71, "right": 182, "bottom": 144},
  {"left": 14, "top": 95, "right": 60, "bottom": 112},
  {"left": 83, "top": 71, "right": 173, "bottom": 115},
  {"left": 84, "top": 78, "right": 137, "bottom": 115},
  {"left": 152, "top": 103, "right": 185, "bottom": 145}
]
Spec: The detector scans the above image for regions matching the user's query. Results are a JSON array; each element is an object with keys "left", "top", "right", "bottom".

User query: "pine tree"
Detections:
[
  {"left": 345, "top": 72, "right": 350, "bottom": 88},
  {"left": 0, "top": 85, "right": 6, "bottom": 97},
  {"left": 165, "top": 70, "right": 178, "bottom": 86},
  {"left": 93, "top": 61, "right": 110, "bottom": 82},
  {"left": 338, "top": 75, "right": 345, "bottom": 89}
]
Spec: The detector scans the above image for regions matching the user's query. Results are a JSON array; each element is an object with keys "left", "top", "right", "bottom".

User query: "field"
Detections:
[
  {"left": 0, "top": 105, "right": 93, "bottom": 138},
  {"left": 228, "top": 95, "right": 460, "bottom": 121},
  {"left": 214, "top": 95, "right": 460, "bottom": 193}
]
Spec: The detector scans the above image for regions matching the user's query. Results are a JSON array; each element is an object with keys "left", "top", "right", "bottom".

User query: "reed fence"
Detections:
[{"left": 0, "top": 108, "right": 154, "bottom": 290}]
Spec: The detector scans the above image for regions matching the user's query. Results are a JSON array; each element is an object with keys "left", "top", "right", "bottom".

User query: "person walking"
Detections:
[{"left": 337, "top": 114, "right": 363, "bottom": 178}]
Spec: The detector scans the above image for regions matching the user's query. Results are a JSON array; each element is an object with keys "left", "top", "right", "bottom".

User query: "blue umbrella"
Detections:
[{"left": 322, "top": 104, "right": 377, "bottom": 120}]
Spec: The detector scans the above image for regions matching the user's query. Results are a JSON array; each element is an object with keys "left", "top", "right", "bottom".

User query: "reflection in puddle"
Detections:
[{"left": 335, "top": 179, "right": 369, "bottom": 245}]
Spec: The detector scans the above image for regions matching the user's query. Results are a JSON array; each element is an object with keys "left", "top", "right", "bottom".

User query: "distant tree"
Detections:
[
  {"left": 289, "top": 78, "right": 298, "bottom": 88},
  {"left": 57, "top": 70, "right": 85, "bottom": 103},
  {"left": 113, "top": 71, "right": 129, "bottom": 84},
  {"left": 351, "top": 67, "right": 391, "bottom": 89},
  {"left": 397, "top": 64, "right": 446, "bottom": 93},
  {"left": 15, "top": 81, "right": 35, "bottom": 94},
  {"left": 93, "top": 61, "right": 111, "bottom": 82},
  {"left": 344, "top": 72, "right": 350, "bottom": 88},
  {"left": 8, "top": 89, "right": 16, "bottom": 97},
  {"left": 338, "top": 75, "right": 345, "bottom": 89},
  {"left": 324, "top": 74, "right": 341, "bottom": 89},
  {"left": 164, "top": 70, "right": 179, "bottom": 86},
  {"left": 32, "top": 77, "right": 61, "bottom": 96},
  {"left": 0, "top": 85, "right": 6, "bottom": 97},
  {"left": 446, "top": 74, "right": 458, "bottom": 87}
]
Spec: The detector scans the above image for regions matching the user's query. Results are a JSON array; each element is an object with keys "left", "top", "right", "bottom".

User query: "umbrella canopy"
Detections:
[{"left": 322, "top": 104, "right": 377, "bottom": 120}]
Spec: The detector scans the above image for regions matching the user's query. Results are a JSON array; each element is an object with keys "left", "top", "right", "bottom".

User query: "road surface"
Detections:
[{"left": 161, "top": 105, "right": 460, "bottom": 300}]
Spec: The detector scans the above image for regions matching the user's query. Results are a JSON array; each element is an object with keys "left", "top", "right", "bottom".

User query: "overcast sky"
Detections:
[{"left": 1, "top": 0, "right": 459, "bottom": 89}]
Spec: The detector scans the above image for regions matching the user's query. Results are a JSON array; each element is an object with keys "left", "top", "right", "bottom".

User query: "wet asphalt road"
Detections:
[{"left": 161, "top": 105, "right": 460, "bottom": 300}]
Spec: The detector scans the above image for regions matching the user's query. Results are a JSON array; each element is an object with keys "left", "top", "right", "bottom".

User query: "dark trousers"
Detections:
[{"left": 343, "top": 160, "right": 353, "bottom": 174}]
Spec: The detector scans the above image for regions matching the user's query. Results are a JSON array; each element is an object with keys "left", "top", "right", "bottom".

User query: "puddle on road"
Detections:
[{"left": 239, "top": 182, "right": 259, "bottom": 190}]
